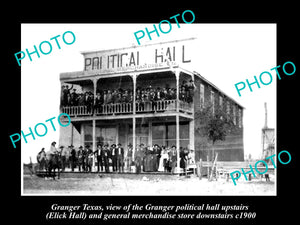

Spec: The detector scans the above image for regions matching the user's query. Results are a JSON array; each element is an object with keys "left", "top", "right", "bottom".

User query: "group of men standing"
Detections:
[
  {"left": 37, "top": 143, "right": 126, "bottom": 173},
  {"left": 94, "top": 143, "right": 125, "bottom": 173},
  {"left": 37, "top": 142, "right": 195, "bottom": 174}
]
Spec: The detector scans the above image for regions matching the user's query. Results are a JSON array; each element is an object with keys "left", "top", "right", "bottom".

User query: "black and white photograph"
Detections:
[
  {"left": 20, "top": 23, "right": 276, "bottom": 195},
  {"left": 6, "top": 5, "right": 298, "bottom": 224}
]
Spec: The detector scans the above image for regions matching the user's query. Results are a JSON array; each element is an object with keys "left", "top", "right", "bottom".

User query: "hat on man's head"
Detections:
[{"left": 79, "top": 146, "right": 83, "bottom": 149}]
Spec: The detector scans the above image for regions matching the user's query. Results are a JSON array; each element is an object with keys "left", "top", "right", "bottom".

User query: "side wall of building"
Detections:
[{"left": 193, "top": 76, "right": 244, "bottom": 162}]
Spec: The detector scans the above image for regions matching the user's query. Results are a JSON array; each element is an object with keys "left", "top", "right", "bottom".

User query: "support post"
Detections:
[
  {"left": 80, "top": 123, "right": 85, "bottom": 146},
  {"left": 175, "top": 70, "right": 180, "bottom": 112},
  {"left": 189, "top": 119, "right": 195, "bottom": 151},
  {"left": 92, "top": 78, "right": 97, "bottom": 115},
  {"left": 176, "top": 114, "right": 180, "bottom": 172},
  {"left": 148, "top": 120, "right": 152, "bottom": 147},
  {"left": 92, "top": 119, "right": 96, "bottom": 171},
  {"left": 132, "top": 117, "right": 136, "bottom": 159},
  {"left": 92, "top": 120, "right": 96, "bottom": 151},
  {"left": 132, "top": 73, "right": 137, "bottom": 158}
]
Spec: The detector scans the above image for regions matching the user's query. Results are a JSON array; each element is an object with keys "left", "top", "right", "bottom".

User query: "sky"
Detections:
[{"left": 20, "top": 23, "right": 276, "bottom": 163}]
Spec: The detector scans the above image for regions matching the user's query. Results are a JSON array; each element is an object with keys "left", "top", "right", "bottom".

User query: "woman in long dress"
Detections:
[{"left": 158, "top": 147, "right": 168, "bottom": 172}]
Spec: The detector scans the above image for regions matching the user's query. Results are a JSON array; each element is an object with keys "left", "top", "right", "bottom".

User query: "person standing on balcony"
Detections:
[
  {"left": 94, "top": 92, "right": 103, "bottom": 113},
  {"left": 70, "top": 89, "right": 78, "bottom": 106},
  {"left": 111, "top": 89, "right": 118, "bottom": 104},
  {"left": 61, "top": 84, "right": 73, "bottom": 107},
  {"left": 115, "top": 93, "right": 123, "bottom": 104},
  {"left": 186, "top": 79, "right": 196, "bottom": 103},
  {"left": 122, "top": 89, "right": 130, "bottom": 103},
  {"left": 102, "top": 90, "right": 108, "bottom": 104},
  {"left": 149, "top": 88, "right": 156, "bottom": 111},
  {"left": 83, "top": 92, "right": 93, "bottom": 113},
  {"left": 179, "top": 87, "right": 187, "bottom": 102},
  {"left": 161, "top": 88, "right": 168, "bottom": 100},
  {"left": 77, "top": 93, "right": 83, "bottom": 106},
  {"left": 144, "top": 88, "right": 151, "bottom": 111},
  {"left": 106, "top": 90, "right": 113, "bottom": 104},
  {"left": 155, "top": 87, "right": 164, "bottom": 101}
]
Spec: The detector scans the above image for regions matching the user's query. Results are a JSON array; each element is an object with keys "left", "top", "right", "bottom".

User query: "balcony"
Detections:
[{"left": 61, "top": 99, "right": 193, "bottom": 117}]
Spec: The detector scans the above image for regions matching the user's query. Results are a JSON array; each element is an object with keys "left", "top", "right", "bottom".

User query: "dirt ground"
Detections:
[{"left": 23, "top": 173, "right": 276, "bottom": 195}]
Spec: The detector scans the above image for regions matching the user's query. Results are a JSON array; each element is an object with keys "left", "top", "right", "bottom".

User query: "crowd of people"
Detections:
[
  {"left": 60, "top": 80, "right": 196, "bottom": 109},
  {"left": 36, "top": 142, "right": 196, "bottom": 174}
]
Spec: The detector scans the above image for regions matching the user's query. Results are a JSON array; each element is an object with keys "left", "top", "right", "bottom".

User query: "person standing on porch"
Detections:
[
  {"left": 85, "top": 145, "right": 93, "bottom": 172},
  {"left": 134, "top": 145, "right": 144, "bottom": 174},
  {"left": 180, "top": 148, "right": 189, "bottom": 173},
  {"left": 70, "top": 145, "right": 76, "bottom": 172},
  {"left": 103, "top": 144, "right": 110, "bottom": 173},
  {"left": 153, "top": 144, "right": 161, "bottom": 171},
  {"left": 94, "top": 143, "right": 104, "bottom": 172},
  {"left": 143, "top": 147, "right": 152, "bottom": 172},
  {"left": 169, "top": 145, "right": 177, "bottom": 174},
  {"left": 77, "top": 146, "right": 84, "bottom": 172},
  {"left": 60, "top": 145, "right": 67, "bottom": 171},
  {"left": 111, "top": 144, "right": 117, "bottom": 172},
  {"left": 116, "top": 143, "right": 124, "bottom": 172},
  {"left": 126, "top": 143, "right": 133, "bottom": 172},
  {"left": 158, "top": 146, "right": 168, "bottom": 172}
]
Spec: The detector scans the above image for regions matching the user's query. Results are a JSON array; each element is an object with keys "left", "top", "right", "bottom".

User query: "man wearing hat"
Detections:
[
  {"left": 37, "top": 148, "right": 46, "bottom": 171},
  {"left": 77, "top": 146, "right": 85, "bottom": 172},
  {"left": 102, "top": 144, "right": 110, "bottom": 173},
  {"left": 116, "top": 143, "right": 124, "bottom": 172},
  {"left": 134, "top": 144, "right": 144, "bottom": 174},
  {"left": 46, "top": 141, "right": 58, "bottom": 159},
  {"left": 70, "top": 89, "right": 78, "bottom": 106},
  {"left": 59, "top": 145, "right": 66, "bottom": 171},
  {"left": 69, "top": 145, "right": 76, "bottom": 172},
  {"left": 85, "top": 145, "right": 93, "bottom": 172},
  {"left": 111, "top": 144, "right": 117, "bottom": 172},
  {"left": 94, "top": 143, "right": 104, "bottom": 172},
  {"left": 126, "top": 143, "right": 133, "bottom": 172}
]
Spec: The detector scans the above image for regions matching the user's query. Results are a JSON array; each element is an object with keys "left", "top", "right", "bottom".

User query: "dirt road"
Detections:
[{"left": 23, "top": 173, "right": 275, "bottom": 195}]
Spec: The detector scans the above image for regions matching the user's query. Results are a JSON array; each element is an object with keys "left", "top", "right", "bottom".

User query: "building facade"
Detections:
[{"left": 59, "top": 39, "right": 244, "bottom": 171}]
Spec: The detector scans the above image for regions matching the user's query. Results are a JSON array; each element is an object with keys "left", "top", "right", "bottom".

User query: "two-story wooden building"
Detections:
[{"left": 59, "top": 38, "right": 244, "bottom": 172}]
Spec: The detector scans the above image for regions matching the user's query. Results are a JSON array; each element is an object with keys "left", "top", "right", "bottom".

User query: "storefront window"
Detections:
[
  {"left": 152, "top": 122, "right": 189, "bottom": 148},
  {"left": 84, "top": 124, "right": 116, "bottom": 147}
]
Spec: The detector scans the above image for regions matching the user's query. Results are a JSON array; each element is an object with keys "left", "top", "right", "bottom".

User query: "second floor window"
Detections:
[{"left": 200, "top": 84, "right": 205, "bottom": 109}]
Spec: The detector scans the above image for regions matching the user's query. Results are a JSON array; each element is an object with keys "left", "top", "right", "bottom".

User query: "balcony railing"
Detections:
[{"left": 62, "top": 100, "right": 193, "bottom": 117}]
